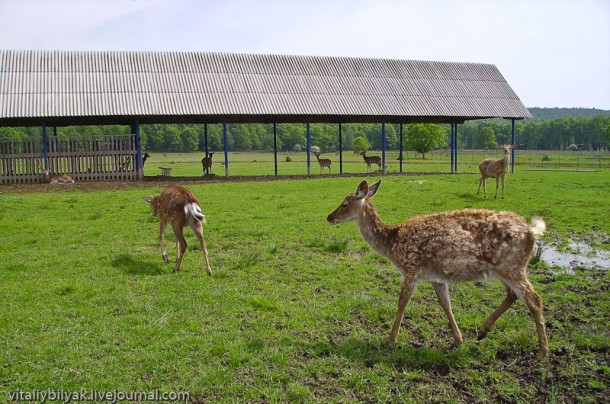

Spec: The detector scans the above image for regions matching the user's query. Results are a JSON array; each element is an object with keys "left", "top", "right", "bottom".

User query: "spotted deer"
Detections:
[
  {"left": 42, "top": 169, "right": 74, "bottom": 184},
  {"left": 477, "top": 144, "right": 515, "bottom": 199},
  {"left": 144, "top": 186, "right": 212, "bottom": 275},
  {"left": 314, "top": 152, "right": 332, "bottom": 174},
  {"left": 327, "top": 180, "right": 549, "bottom": 361},
  {"left": 201, "top": 152, "right": 214, "bottom": 175},
  {"left": 360, "top": 151, "right": 382, "bottom": 173}
]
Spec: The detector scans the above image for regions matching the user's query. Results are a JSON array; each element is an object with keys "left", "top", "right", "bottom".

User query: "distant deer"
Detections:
[
  {"left": 477, "top": 144, "right": 515, "bottom": 199},
  {"left": 201, "top": 152, "right": 214, "bottom": 175},
  {"left": 327, "top": 180, "right": 549, "bottom": 361},
  {"left": 42, "top": 169, "right": 75, "bottom": 184},
  {"left": 37, "top": 160, "right": 74, "bottom": 184},
  {"left": 314, "top": 152, "right": 332, "bottom": 174},
  {"left": 142, "top": 152, "right": 151, "bottom": 166},
  {"left": 360, "top": 151, "right": 382, "bottom": 173},
  {"left": 143, "top": 186, "right": 212, "bottom": 275}
]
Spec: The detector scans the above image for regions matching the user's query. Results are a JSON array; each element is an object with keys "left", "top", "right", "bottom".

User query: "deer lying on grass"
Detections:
[
  {"left": 360, "top": 151, "right": 382, "bottom": 173},
  {"left": 477, "top": 144, "right": 515, "bottom": 199},
  {"left": 314, "top": 152, "right": 332, "bottom": 174},
  {"left": 144, "top": 186, "right": 212, "bottom": 275},
  {"left": 42, "top": 169, "right": 74, "bottom": 184},
  {"left": 201, "top": 152, "right": 214, "bottom": 175},
  {"left": 327, "top": 180, "right": 549, "bottom": 361}
]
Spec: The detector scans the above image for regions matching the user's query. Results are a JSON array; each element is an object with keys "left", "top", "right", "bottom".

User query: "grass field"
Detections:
[
  {"left": 1, "top": 169, "right": 609, "bottom": 403},
  {"left": 142, "top": 150, "right": 610, "bottom": 178}
]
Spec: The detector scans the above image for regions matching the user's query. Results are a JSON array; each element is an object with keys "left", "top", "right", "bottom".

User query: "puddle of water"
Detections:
[{"left": 540, "top": 242, "right": 610, "bottom": 271}]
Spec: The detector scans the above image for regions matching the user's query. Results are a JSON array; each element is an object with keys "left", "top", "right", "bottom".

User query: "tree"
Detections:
[
  {"left": 477, "top": 127, "right": 497, "bottom": 149},
  {"left": 352, "top": 136, "right": 370, "bottom": 154},
  {"left": 404, "top": 124, "right": 446, "bottom": 159}
]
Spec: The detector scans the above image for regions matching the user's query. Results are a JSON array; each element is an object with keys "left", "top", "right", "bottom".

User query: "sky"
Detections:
[{"left": 0, "top": 0, "right": 609, "bottom": 110}]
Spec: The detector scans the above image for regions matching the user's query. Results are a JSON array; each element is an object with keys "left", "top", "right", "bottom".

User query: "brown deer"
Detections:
[
  {"left": 327, "top": 180, "right": 549, "bottom": 361},
  {"left": 477, "top": 144, "right": 515, "bottom": 199},
  {"left": 314, "top": 152, "right": 332, "bottom": 174},
  {"left": 143, "top": 186, "right": 212, "bottom": 275},
  {"left": 201, "top": 152, "right": 214, "bottom": 175},
  {"left": 42, "top": 169, "right": 74, "bottom": 184},
  {"left": 360, "top": 151, "right": 382, "bottom": 173}
]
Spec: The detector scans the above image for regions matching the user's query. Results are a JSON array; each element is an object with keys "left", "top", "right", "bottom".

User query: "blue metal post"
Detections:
[
  {"left": 273, "top": 123, "right": 278, "bottom": 176},
  {"left": 41, "top": 120, "right": 49, "bottom": 170},
  {"left": 450, "top": 121, "right": 455, "bottom": 173},
  {"left": 306, "top": 118, "right": 311, "bottom": 176},
  {"left": 339, "top": 123, "right": 343, "bottom": 174},
  {"left": 223, "top": 120, "right": 229, "bottom": 177},
  {"left": 133, "top": 118, "right": 142, "bottom": 179},
  {"left": 399, "top": 123, "right": 403, "bottom": 173},
  {"left": 381, "top": 117, "right": 386, "bottom": 174},
  {"left": 511, "top": 119, "right": 516, "bottom": 173},
  {"left": 454, "top": 122, "right": 459, "bottom": 172},
  {"left": 204, "top": 124, "right": 208, "bottom": 156}
]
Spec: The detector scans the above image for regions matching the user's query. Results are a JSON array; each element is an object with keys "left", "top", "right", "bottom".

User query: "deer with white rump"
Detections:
[
  {"left": 477, "top": 144, "right": 514, "bottom": 199},
  {"left": 327, "top": 179, "right": 549, "bottom": 361},
  {"left": 144, "top": 186, "right": 212, "bottom": 275},
  {"left": 314, "top": 152, "right": 332, "bottom": 174}
]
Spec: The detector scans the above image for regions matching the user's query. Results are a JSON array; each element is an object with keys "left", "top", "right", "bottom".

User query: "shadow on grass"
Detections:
[
  {"left": 309, "top": 337, "right": 462, "bottom": 375},
  {"left": 110, "top": 253, "right": 164, "bottom": 276}
]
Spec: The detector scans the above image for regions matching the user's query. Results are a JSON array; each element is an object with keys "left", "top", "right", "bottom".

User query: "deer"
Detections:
[
  {"left": 477, "top": 144, "right": 515, "bottom": 199},
  {"left": 327, "top": 179, "right": 549, "bottom": 361},
  {"left": 314, "top": 152, "right": 332, "bottom": 174},
  {"left": 360, "top": 151, "right": 382, "bottom": 173},
  {"left": 143, "top": 186, "right": 212, "bottom": 275},
  {"left": 201, "top": 152, "right": 214, "bottom": 175},
  {"left": 42, "top": 170, "right": 75, "bottom": 184}
]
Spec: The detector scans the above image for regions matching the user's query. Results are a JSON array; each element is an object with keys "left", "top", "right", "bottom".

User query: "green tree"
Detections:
[
  {"left": 352, "top": 136, "right": 370, "bottom": 153},
  {"left": 404, "top": 124, "right": 446, "bottom": 159},
  {"left": 478, "top": 127, "right": 497, "bottom": 149}
]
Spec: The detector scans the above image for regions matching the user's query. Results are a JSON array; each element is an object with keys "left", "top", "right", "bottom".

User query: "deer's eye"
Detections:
[{"left": 341, "top": 202, "right": 348, "bottom": 208}]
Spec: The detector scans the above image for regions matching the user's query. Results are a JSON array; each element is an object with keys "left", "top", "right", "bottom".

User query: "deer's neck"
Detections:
[
  {"left": 355, "top": 202, "right": 398, "bottom": 258},
  {"left": 502, "top": 153, "right": 511, "bottom": 173}
]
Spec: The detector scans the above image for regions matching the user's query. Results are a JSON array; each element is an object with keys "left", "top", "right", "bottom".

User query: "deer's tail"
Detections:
[
  {"left": 529, "top": 216, "right": 546, "bottom": 240},
  {"left": 185, "top": 203, "right": 207, "bottom": 224}
]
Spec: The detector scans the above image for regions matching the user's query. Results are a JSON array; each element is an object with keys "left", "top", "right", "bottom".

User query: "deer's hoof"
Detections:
[{"left": 162, "top": 253, "right": 169, "bottom": 263}]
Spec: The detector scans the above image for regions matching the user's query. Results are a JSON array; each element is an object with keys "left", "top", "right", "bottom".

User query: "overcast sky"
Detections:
[{"left": 1, "top": 0, "right": 608, "bottom": 110}]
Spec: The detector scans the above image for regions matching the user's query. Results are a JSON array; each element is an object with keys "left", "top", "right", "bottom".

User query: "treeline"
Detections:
[{"left": 1, "top": 114, "right": 609, "bottom": 152}]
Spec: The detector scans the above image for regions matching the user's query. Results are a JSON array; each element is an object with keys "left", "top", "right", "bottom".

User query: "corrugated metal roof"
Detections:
[{"left": 0, "top": 50, "right": 531, "bottom": 126}]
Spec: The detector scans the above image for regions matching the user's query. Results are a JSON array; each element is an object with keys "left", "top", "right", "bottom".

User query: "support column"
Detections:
[
  {"left": 399, "top": 123, "right": 403, "bottom": 173},
  {"left": 339, "top": 123, "right": 343, "bottom": 174},
  {"left": 450, "top": 121, "right": 455, "bottom": 173},
  {"left": 273, "top": 123, "right": 278, "bottom": 176},
  {"left": 132, "top": 118, "right": 142, "bottom": 179},
  {"left": 511, "top": 119, "right": 516, "bottom": 173},
  {"left": 306, "top": 118, "right": 311, "bottom": 176},
  {"left": 381, "top": 117, "right": 386, "bottom": 174},
  {"left": 204, "top": 124, "right": 208, "bottom": 156},
  {"left": 42, "top": 120, "right": 49, "bottom": 170},
  {"left": 223, "top": 120, "right": 229, "bottom": 177}
]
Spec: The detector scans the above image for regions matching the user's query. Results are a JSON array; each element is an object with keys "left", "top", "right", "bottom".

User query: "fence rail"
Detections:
[{"left": 0, "top": 135, "right": 139, "bottom": 184}]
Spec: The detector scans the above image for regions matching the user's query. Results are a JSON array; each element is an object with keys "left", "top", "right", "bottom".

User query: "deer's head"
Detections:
[{"left": 327, "top": 180, "right": 381, "bottom": 224}]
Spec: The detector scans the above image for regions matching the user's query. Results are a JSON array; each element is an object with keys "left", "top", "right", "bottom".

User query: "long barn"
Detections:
[{"left": 0, "top": 50, "right": 531, "bottom": 182}]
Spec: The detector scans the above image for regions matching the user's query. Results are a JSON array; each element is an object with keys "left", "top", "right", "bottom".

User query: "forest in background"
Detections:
[{"left": 1, "top": 108, "right": 609, "bottom": 153}]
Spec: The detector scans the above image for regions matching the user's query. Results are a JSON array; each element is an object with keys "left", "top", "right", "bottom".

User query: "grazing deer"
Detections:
[
  {"left": 143, "top": 186, "right": 212, "bottom": 275},
  {"left": 477, "top": 144, "right": 515, "bottom": 199},
  {"left": 314, "top": 152, "right": 332, "bottom": 174},
  {"left": 360, "top": 151, "right": 382, "bottom": 173},
  {"left": 42, "top": 169, "right": 74, "bottom": 184},
  {"left": 327, "top": 180, "right": 549, "bottom": 361},
  {"left": 201, "top": 152, "right": 214, "bottom": 175}
]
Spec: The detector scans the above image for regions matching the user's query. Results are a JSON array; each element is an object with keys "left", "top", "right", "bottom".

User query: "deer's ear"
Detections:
[
  {"left": 355, "top": 180, "right": 369, "bottom": 199},
  {"left": 367, "top": 179, "right": 382, "bottom": 199},
  {"left": 143, "top": 196, "right": 154, "bottom": 204}
]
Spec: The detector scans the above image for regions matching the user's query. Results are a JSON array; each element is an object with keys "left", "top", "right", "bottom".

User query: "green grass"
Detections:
[{"left": 0, "top": 170, "right": 609, "bottom": 402}]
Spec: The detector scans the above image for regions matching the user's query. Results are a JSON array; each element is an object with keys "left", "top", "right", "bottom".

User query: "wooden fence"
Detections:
[{"left": 0, "top": 134, "right": 140, "bottom": 184}]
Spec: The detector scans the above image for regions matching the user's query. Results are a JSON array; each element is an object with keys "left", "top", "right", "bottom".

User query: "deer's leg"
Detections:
[
  {"left": 510, "top": 279, "right": 549, "bottom": 361},
  {"left": 477, "top": 284, "right": 517, "bottom": 340},
  {"left": 494, "top": 176, "right": 500, "bottom": 199},
  {"left": 191, "top": 221, "right": 212, "bottom": 276},
  {"left": 159, "top": 220, "right": 169, "bottom": 263},
  {"left": 172, "top": 224, "right": 187, "bottom": 273},
  {"left": 477, "top": 177, "right": 483, "bottom": 195},
  {"left": 500, "top": 174, "right": 506, "bottom": 199},
  {"left": 433, "top": 282, "right": 462, "bottom": 346},
  {"left": 384, "top": 274, "right": 417, "bottom": 343}
]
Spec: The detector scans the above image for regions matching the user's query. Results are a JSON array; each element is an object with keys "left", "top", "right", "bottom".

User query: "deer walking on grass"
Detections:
[
  {"left": 314, "top": 152, "right": 332, "bottom": 174},
  {"left": 477, "top": 144, "right": 515, "bottom": 199},
  {"left": 360, "top": 151, "right": 382, "bottom": 173},
  {"left": 144, "top": 186, "right": 212, "bottom": 275},
  {"left": 327, "top": 180, "right": 549, "bottom": 361},
  {"left": 201, "top": 152, "right": 214, "bottom": 175}
]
